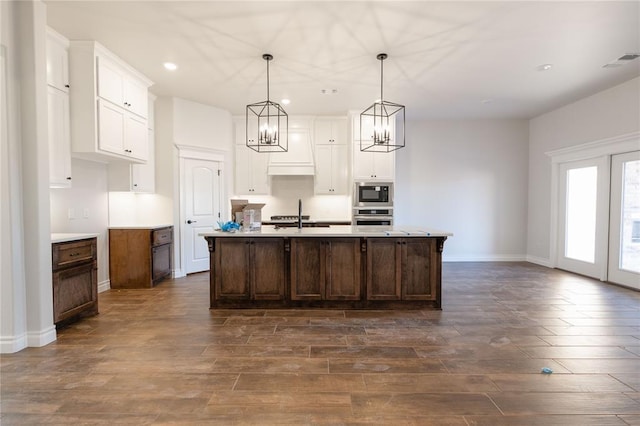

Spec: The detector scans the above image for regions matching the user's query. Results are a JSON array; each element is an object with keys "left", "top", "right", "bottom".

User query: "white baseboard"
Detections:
[
  {"left": 98, "top": 279, "right": 111, "bottom": 293},
  {"left": 525, "top": 255, "right": 553, "bottom": 268},
  {"left": 443, "top": 254, "right": 527, "bottom": 262},
  {"left": 26, "top": 325, "right": 56, "bottom": 348},
  {"left": 0, "top": 333, "right": 27, "bottom": 354}
]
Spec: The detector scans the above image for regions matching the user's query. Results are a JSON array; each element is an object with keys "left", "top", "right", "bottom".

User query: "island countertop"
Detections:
[{"left": 200, "top": 225, "right": 452, "bottom": 238}]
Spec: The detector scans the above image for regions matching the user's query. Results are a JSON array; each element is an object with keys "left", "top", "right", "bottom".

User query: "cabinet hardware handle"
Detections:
[
  {"left": 64, "top": 84, "right": 70, "bottom": 88},
  {"left": 66, "top": 177, "right": 72, "bottom": 180},
  {"left": 186, "top": 220, "right": 197, "bottom": 224}
]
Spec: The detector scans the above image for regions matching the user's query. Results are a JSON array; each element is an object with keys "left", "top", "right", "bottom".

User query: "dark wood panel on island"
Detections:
[{"left": 205, "top": 229, "right": 448, "bottom": 309}]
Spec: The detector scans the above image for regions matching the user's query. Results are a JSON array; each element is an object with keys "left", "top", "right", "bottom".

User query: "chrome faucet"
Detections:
[{"left": 298, "top": 199, "right": 302, "bottom": 229}]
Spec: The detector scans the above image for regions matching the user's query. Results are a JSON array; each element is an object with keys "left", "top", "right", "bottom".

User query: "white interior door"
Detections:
[
  {"left": 557, "top": 156, "right": 609, "bottom": 280},
  {"left": 608, "top": 151, "right": 640, "bottom": 289},
  {"left": 184, "top": 158, "right": 221, "bottom": 274}
]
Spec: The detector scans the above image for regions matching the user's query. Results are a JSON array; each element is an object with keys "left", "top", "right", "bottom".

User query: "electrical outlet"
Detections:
[
  {"left": 83, "top": 208, "right": 90, "bottom": 219},
  {"left": 68, "top": 208, "right": 76, "bottom": 220}
]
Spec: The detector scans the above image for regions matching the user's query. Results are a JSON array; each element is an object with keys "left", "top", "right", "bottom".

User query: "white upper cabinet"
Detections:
[
  {"left": 97, "top": 56, "right": 148, "bottom": 119},
  {"left": 46, "top": 30, "right": 69, "bottom": 93},
  {"left": 314, "top": 118, "right": 348, "bottom": 194},
  {"left": 234, "top": 120, "right": 270, "bottom": 194},
  {"left": 46, "top": 28, "right": 72, "bottom": 188},
  {"left": 352, "top": 146, "right": 395, "bottom": 181},
  {"left": 314, "top": 118, "right": 347, "bottom": 145},
  {"left": 108, "top": 95, "right": 156, "bottom": 192},
  {"left": 351, "top": 115, "right": 395, "bottom": 181},
  {"left": 69, "top": 41, "right": 153, "bottom": 163},
  {"left": 315, "top": 144, "right": 348, "bottom": 194}
]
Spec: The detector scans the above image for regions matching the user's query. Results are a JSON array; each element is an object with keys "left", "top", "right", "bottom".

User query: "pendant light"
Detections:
[
  {"left": 246, "top": 54, "right": 288, "bottom": 152},
  {"left": 360, "top": 53, "right": 405, "bottom": 152}
]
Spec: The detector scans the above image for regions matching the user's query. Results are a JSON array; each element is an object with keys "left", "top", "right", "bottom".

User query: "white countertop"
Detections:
[
  {"left": 200, "top": 225, "right": 452, "bottom": 238},
  {"left": 51, "top": 233, "right": 100, "bottom": 243},
  {"left": 109, "top": 225, "right": 172, "bottom": 230}
]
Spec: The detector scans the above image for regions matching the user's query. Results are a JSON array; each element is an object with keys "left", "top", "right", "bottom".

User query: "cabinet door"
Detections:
[
  {"left": 330, "top": 145, "right": 348, "bottom": 194},
  {"left": 235, "top": 145, "right": 270, "bottom": 195},
  {"left": 152, "top": 243, "right": 172, "bottom": 282},
  {"left": 98, "top": 99, "right": 126, "bottom": 155},
  {"left": 366, "top": 238, "right": 402, "bottom": 300},
  {"left": 401, "top": 238, "right": 437, "bottom": 300},
  {"left": 130, "top": 128, "right": 155, "bottom": 192},
  {"left": 290, "top": 239, "right": 324, "bottom": 300},
  {"left": 352, "top": 147, "right": 375, "bottom": 180},
  {"left": 46, "top": 35, "right": 69, "bottom": 92},
  {"left": 314, "top": 145, "right": 333, "bottom": 194},
  {"left": 48, "top": 86, "right": 72, "bottom": 187},
  {"left": 314, "top": 119, "right": 334, "bottom": 144},
  {"left": 372, "top": 151, "right": 395, "bottom": 181},
  {"left": 124, "top": 78, "right": 148, "bottom": 118},
  {"left": 97, "top": 56, "right": 125, "bottom": 107},
  {"left": 250, "top": 238, "right": 285, "bottom": 300},
  {"left": 125, "top": 113, "right": 149, "bottom": 161},
  {"left": 316, "top": 145, "right": 348, "bottom": 195},
  {"left": 214, "top": 239, "right": 250, "bottom": 299},
  {"left": 52, "top": 262, "right": 97, "bottom": 324},
  {"left": 325, "top": 238, "right": 361, "bottom": 300}
]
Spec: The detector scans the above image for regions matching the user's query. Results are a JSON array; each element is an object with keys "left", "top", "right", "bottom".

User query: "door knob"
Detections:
[{"left": 186, "top": 220, "right": 197, "bottom": 224}]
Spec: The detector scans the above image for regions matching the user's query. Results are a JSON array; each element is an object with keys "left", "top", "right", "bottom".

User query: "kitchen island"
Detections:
[{"left": 202, "top": 226, "right": 451, "bottom": 310}]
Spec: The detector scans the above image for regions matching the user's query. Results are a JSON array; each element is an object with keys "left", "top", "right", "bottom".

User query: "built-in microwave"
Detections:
[{"left": 354, "top": 182, "right": 393, "bottom": 207}]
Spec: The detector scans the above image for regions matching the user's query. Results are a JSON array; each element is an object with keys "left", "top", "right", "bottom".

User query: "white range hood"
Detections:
[{"left": 267, "top": 128, "right": 315, "bottom": 175}]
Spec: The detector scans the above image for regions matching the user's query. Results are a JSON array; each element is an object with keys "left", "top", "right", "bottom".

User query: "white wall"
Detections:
[
  {"left": 50, "top": 159, "right": 110, "bottom": 286},
  {"left": 395, "top": 119, "right": 530, "bottom": 261},
  {"left": 527, "top": 77, "right": 640, "bottom": 264},
  {"left": 1, "top": 0, "right": 56, "bottom": 353}
]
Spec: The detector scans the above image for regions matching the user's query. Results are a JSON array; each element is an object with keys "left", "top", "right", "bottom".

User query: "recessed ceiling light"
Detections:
[
  {"left": 537, "top": 64, "right": 553, "bottom": 71},
  {"left": 281, "top": 99, "right": 290, "bottom": 105},
  {"left": 163, "top": 62, "right": 177, "bottom": 71},
  {"left": 320, "top": 89, "right": 338, "bottom": 95}
]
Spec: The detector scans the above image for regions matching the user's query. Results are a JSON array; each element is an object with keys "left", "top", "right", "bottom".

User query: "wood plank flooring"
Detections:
[{"left": 1, "top": 262, "right": 639, "bottom": 425}]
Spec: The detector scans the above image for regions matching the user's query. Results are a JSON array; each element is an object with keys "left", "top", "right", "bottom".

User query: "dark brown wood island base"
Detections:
[{"left": 203, "top": 226, "right": 450, "bottom": 309}]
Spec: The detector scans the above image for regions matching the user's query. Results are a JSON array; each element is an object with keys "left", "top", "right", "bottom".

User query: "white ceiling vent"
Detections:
[{"left": 603, "top": 53, "right": 640, "bottom": 68}]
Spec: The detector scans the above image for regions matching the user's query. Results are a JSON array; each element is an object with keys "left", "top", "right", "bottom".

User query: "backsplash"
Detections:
[{"left": 233, "top": 175, "right": 352, "bottom": 221}]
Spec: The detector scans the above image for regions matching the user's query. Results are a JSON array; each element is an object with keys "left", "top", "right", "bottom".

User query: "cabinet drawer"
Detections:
[
  {"left": 152, "top": 227, "right": 173, "bottom": 246},
  {"left": 53, "top": 239, "right": 96, "bottom": 270}
]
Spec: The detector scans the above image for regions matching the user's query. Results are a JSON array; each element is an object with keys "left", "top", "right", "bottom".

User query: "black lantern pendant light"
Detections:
[
  {"left": 246, "top": 54, "right": 288, "bottom": 153},
  {"left": 360, "top": 53, "right": 405, "bottom": 152}
]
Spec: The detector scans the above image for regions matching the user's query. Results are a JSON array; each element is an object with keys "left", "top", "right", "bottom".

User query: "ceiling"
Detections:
[{"left": 44, "top": 1, "right": 640, "bottom": 120}]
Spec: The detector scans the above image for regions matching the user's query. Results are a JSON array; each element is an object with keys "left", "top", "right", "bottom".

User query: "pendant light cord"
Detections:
[{"left": 380, "top": 56, "right": 383, "bottom": 103}]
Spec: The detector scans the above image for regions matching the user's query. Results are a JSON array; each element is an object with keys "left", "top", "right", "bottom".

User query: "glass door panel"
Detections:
[
  {"left": 608, "top": 151, "right": 640, "bottom": 289},
  {"left": 557, "top": 157, "right": 608, "bottom": 280}
]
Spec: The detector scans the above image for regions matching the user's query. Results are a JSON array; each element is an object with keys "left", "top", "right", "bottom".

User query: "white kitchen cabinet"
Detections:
[
  {"left": 46, "top": 28, "right": 72, "bottom": 188},
  {"left": 352, "top": 144, "right": 395, "bottom": 181},
  {"left": 69, "top": 41, "right": 152, "bottom": 163},
  {"left": 314, "top": 118, "right": 347, "bottom": 145},
  {"left": 48, "top": 86, "right": 72, "bottom": 187},
  {"left": 97, "top": 56, "right": 148, "bottom": 119},
  {"left": 108, "top": 95, "right": 156, "bottom": 192},
  {"left": 315, "top": 144, "right": 348, "bottom": 194},
  {"left": 46, "top": 29, "right": 69, "bottom": 93},
  {"left": 235, "top": 145, "right": 270, "bottom": 195}
]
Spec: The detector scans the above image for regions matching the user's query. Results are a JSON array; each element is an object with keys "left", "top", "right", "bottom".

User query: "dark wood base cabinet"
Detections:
[
  {"left": 52, "top": 238, "right": 98, "bottom": 326},
  {"left": 207, "top": 236, "right": 446, "bottom": 309},
  {"left": 109, "top": 226, "right": 173, "bottom": 288}
]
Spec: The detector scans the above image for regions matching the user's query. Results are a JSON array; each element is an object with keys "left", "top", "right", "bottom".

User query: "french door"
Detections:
[
  {"left": 608, "top": 151, "right": 640, "bottom": 289},
  {"left": 557, "top": 156, "right": 609, "bottom": 280},
  {"left": 556, "top": 150, "right": 640, "bottom": 288}
]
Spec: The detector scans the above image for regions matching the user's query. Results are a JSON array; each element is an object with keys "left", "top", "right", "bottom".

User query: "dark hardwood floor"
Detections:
[{"left": 1, "top": 262, "right": 639, "bottom": 425}]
